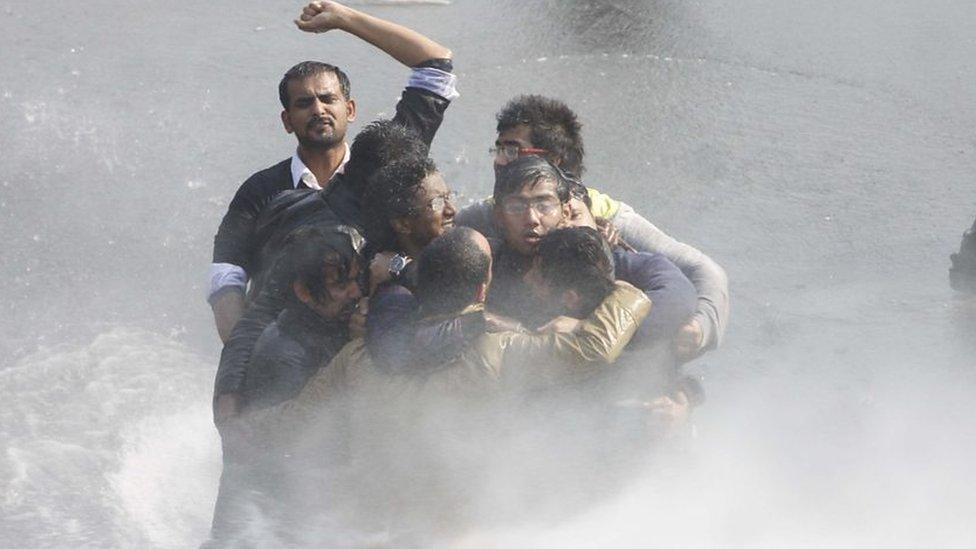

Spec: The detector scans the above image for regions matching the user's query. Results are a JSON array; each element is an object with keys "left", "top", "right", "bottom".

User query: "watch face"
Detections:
[{"left": 389, "top": 255, "right": 407, "bottom": 275}]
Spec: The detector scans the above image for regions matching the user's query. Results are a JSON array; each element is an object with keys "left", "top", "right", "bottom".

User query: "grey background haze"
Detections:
[{"left": 1, "top": 0, "right": 974, "bottom": 546}]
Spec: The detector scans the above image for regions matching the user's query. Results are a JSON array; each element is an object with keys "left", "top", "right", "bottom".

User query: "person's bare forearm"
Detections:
[
  {"left": 212, "top": 291, "right": 246, "bottom": 343},
  {"left": 334, "top": 4, "right": 452, "bottom": 66}
]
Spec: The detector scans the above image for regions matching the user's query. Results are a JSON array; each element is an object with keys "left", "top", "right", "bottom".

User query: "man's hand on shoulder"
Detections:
[{"left": 295, "top": 1, "right": 350, "bottom": 34}]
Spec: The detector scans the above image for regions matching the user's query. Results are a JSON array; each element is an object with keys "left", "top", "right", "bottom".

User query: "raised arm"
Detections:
[{"left": 295, "top": 1, "right": 452, "bottom": 66}]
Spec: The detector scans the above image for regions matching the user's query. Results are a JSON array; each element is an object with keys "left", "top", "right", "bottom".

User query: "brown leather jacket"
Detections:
[{"left": 239, "top": 280, "right": 651, "bottom": 437}]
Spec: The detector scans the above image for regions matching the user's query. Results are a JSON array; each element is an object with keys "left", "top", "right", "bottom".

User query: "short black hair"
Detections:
[
  {"left": 493, "top": 155, "right": 571, "bottom": 205},
  {"left": 416, "top": 228, "right": 491, "bottom": 316},
  {"left": 279, "top": 61, "right": 352, "bottom": 108},
  {"left": 279, "top": 226, "right": 359, "bottom": 306},
  {"left": 344, "top": 120, "right": 430, "bottom": 195},
  {"left": 536, "top": 227, "right": 615, "bottom": 316},
  {"left": 496, "top": 95, "right": 585, "bottom": 177},
  {"left": 362, "top": 154, "right": 438, "bottom": 252}
]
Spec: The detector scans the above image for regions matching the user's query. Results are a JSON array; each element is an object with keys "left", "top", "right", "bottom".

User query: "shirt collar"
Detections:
[{"left": 290, "top": 142, "right": 351, "bottom": 190}]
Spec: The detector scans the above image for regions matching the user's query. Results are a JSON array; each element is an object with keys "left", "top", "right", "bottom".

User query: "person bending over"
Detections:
[{"left": 240, "top": 227, "right": 365, "bottom": 411}]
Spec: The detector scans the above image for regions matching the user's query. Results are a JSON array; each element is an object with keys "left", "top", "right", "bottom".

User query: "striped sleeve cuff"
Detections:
[
  {"left": 407, "top": 66, "right": 459, "bottom": 101},
  {"left": 208, "top": 263, "right": 248, "bottom": 303}
]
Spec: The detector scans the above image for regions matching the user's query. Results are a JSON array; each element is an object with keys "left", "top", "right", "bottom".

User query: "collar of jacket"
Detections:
[{"left": 408, "top": 305, "right": 488, "bottom": 374}]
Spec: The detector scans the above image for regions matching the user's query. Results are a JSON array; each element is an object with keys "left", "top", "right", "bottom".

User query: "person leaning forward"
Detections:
[
  {"left": 237, "top": 228, "right": 651, "bottom": 442},
  {"left": 207, "top": 0, "right": 457, "bottom": 342}
]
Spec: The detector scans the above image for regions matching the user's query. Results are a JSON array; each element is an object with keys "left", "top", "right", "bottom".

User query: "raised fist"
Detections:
[{"left": 294, "top": 1, "right": 349, "bottom": 34}]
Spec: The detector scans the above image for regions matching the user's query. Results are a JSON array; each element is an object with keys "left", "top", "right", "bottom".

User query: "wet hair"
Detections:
[
  {"left": 496, "top": 95, "right": 585, "bottom": 177},
  {"left": 362, "top": 154, "right": 439, "bottom": 252},
  {"left": 279, "top": 61, "right": 352, "bottom": 108},
  {"left": 536, "top": 227, "right": 615, "bottom": 316},
  {"left": 344, "top": 120, "right": 430, "bottom": 195},
  {"left": 567, "top": 178, "right": 592, "bottom": 210},
  {"left": 279, "top": 226, "right": 358, "bottom": 305},
  {"left": 416, "top": 228, "right": 491, "bottom": 316},
  {"left": 493, "top": 155, "right": 571, "bottom": 205}
]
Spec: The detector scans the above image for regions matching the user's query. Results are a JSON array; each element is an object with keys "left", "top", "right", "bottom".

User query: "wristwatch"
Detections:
[{"left": 388, "top": 254, "right": 411, "bottom": 281}]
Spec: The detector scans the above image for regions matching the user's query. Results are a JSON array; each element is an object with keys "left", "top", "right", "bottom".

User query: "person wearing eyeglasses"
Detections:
[
  {"left": 487, "top": 156, "right": 696, "bottom": 347},
  {"left": 361, "top": 153, "right": 457, "bottom": 295},
  {"left": 457, "top": 95, "right": 729, "bottom": 363},
  {"left": 208, "top": 1, "right": 457, "bottom": 346}
]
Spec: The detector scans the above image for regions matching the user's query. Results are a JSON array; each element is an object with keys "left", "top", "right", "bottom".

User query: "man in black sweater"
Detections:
[{"left": 208, "top": 0, "right": 456, "bottom": 343}]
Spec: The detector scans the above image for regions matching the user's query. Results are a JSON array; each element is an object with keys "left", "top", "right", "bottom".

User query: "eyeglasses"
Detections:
[
  {"left": 489, "top": 145, "right": 549, "bottom": 162},
  {"left": 500, "top": 197, "right": 562, "bottom": 217}
]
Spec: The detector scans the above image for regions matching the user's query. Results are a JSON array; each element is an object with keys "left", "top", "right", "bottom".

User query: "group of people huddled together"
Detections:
[{"left": 204, "top": 2, "right": 730, "bottom": 545}]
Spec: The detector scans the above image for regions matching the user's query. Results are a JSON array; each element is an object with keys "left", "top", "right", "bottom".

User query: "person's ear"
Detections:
[
  {"left": 561, "top": 289, "right": 582, "bottom": 314},
  {"left": 293, "top": 280, "right": 313, "bottom": 305},
  {"left": 281, "top": 109, "right": 294, "bottom": 134},
  {"left": 345, "top": 98, "right": 357, "bottom": 122}
]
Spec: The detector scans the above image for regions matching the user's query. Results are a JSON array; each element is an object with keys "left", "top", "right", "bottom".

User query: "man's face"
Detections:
[
  {"left": 309, "top": 260, "right": 363, "bottom": 322},
  {"left": 494, "top": 178, "right": 570, "bottom": 256},
  {"left": 493, "top": 124, "right": 535, "bottom": 171},
  {"left": 281, "top": 72, "right": 357, "bottom": 150},
  {"left": 400, "top": 171, "right": 457, "bottom": 250}
]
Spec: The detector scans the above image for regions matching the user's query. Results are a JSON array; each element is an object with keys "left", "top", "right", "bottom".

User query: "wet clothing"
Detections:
[
  {"left": 457, "top": 190, "right": 730, "bottom": 351},
  {"left": 485, "top": 240, "right": 697, "bottom": 346},
  {"left": 212, "top": 60, "right": 455, "bottom": 403},
  {"left": 213, "top": 225, "right": 361, "bottom": 400},
  {"left": 241, "top": 304, "right": 350, "bottom": 411},
  {"left": 242, "top": 281, "right": 652, "bottom": 435},
  {"left": 235, "top": 282, "right": 651, "bottom": 536},
  {"left": 208, "top": 59, "right": 456, "bottom": 304}
]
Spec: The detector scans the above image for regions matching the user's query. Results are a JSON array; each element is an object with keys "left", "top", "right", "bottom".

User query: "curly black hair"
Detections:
[
  {"left": 343, "top": 120, "right": 429, "bottom": 195},
  {"left": 362, "top": 154, "right": 438, "bottom": 252}
]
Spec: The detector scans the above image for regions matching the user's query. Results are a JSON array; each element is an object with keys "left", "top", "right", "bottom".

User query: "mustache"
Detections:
[{"left": 307, "top": 116, "right": 333, "bottom": 130}]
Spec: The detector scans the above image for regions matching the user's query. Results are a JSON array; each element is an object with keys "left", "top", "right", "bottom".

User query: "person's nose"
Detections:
[
  {"left": 525, "top": 206, "right": 542, "bottom": 227},
  {"left": 312, "top": 97, "right": 327, "bottom": 116},
  {"left": 444, "top": 197, "right": 457, "bottom": 218}
]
